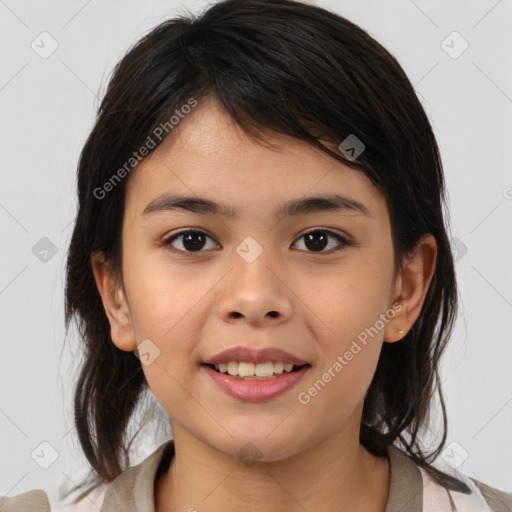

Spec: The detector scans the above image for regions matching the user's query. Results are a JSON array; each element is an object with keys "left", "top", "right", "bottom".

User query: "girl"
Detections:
[{"left": 2, "top": 0, "right": 510, "bottom": 510}]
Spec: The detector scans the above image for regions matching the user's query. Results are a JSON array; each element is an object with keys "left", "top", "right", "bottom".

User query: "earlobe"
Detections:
[
  {"left": 90, "top": 251, "right": 137, "bottom": 352},
  {"left": 384, "top": 234, "right": 438, "bottom": 343}
]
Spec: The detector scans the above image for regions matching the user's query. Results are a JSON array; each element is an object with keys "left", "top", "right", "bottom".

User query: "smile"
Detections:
[{"left": 201, "top": 363, "right": 311, "bottom": 402}]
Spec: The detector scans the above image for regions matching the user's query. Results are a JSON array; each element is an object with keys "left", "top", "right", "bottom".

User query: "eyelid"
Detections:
[
  {"left": 161, "top": 226, "right": 352, "bottom": 255},
  {"left": 295, "top": 227, "right": 352, "bottom": 252},
  {"left": 160, "top": 228, "right": 219, "bottom": 255},
  {"left": 299, "top": 226, "right": 350, "bottom": 241}
]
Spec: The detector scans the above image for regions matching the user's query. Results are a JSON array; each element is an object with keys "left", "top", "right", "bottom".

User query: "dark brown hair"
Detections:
[{"left": 62, "top": 0, "right": 470, "bottom": 503}]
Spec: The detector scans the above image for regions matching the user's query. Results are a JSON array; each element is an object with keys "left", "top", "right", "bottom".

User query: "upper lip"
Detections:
[{"left": 202, "top": 346, "right": 310, "bottom": 366}]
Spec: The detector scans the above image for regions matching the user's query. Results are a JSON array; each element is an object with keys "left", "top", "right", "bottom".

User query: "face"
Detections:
[{"left": 96, "top": 97, "right": 417, "bottom": 462}]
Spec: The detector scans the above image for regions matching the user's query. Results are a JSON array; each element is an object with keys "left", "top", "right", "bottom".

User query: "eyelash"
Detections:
[{"left": 161, "top": 228, "right": 351, "bottom": 257}]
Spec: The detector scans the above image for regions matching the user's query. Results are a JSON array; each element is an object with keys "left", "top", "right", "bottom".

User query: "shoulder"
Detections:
[
  {"left": 0, "top": 489, "right": 50, "bottom": 511},
  {"left": 0, "top": 441, "right": 173, "bottom": 512},
  {"left": 101, "top": 439, "right": 174, "bottom": 509},
  {"left": 387, "top": 444, "right": 512, "bottom": 512},
  {"left": 470, "top": 478, "right": 512, "bottom": 511},
  {"left": 417, "top": 458, "right": 512, "bottom": 512},
  {"left": 0, "top": 482, "right": 108, "bottom": 511}
]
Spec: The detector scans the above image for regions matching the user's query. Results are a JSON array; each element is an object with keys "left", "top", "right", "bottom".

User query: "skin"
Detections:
[{"left": 92, "top": 96, "right": 437, "bottom": 512}]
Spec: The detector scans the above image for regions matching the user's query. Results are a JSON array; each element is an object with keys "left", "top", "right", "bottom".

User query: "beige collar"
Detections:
[{"left": 101, "top": 440, "right": 424, "bottom": 512}]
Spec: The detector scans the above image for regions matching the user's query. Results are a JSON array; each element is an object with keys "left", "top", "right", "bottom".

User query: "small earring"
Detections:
[{"left": 398, "top": 329, "right": 405, "bottom": 334}]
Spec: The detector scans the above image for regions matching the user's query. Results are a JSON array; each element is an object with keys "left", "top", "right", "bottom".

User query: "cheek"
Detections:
[
  {"left": 310, "top": 261, "right": 391, "bottom": 352},
  {"left": 305, "top": 259, "right": 393, "bottom": 409},
  {"left": 125, "top": 248, "right": 207, "bottom": 335},
  {"left": 303, "top": 277, "right": 388, "bottom": 418}
]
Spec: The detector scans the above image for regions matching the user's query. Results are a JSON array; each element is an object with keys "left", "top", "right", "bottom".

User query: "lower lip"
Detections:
[{"left": 201, "top": 364, "right": 311, "bottom": 402}]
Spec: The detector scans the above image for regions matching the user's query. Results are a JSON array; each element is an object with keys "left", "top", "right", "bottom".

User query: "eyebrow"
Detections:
[{"left": 141, "top": 192, "right": 371, "bottom": 219}]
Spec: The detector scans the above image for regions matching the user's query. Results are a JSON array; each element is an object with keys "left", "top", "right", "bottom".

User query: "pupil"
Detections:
[
  {"left": 182, "top": 231, "right": 328, "bottom": 252},
  {"left": 305, "top": 232, "right": 327, "bottom": 251},
  {"left": 183, "top": 231, "right": 206, "bottom": 251}
]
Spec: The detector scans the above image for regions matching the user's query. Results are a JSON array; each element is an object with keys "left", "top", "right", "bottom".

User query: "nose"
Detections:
[{"left": 216, "top": 247, "right": 293, "bottom": 327}]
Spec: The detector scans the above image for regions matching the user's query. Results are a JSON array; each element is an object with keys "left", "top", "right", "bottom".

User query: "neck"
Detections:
[{"left": 155, "top": 422, "right": 390, "bottom": 512}]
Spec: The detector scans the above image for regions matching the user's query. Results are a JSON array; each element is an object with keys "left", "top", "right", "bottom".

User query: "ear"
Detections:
[
  {"left": 383, "top": 233, "right": 438, "bottom": 343},
  {"left": 90, "top": 251, "right": 137, "bottom": 351}
]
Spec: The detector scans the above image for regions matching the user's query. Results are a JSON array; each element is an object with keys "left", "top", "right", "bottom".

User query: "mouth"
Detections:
[
  {"left": 201, "top": 362, "right": 311, "bottom": 380},
  {"left": 201, "top": 362, "right": 312, "bottom": 402}
]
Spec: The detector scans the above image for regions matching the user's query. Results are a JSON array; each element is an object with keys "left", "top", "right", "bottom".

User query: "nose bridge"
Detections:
[
  {"left": 217, "top": 233, "right": 293, "bottom": 323},
  {"left": 232, "top": 233, "right": 280, "bottom": 291}
]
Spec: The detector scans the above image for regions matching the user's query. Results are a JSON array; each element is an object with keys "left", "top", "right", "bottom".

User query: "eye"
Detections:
[
  {"left": 161, "top": 228, "right": 350, "bottom": 256},
  {"left": 292, "top": 228, "right": 351, "bottom": 253},
  {"left": 161, "top": 229, "right": 218, "bottom": 256}
]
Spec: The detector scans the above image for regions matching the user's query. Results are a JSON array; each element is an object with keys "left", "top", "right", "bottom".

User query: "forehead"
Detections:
[{"left": 124, "top": 99, "right": 386, "bottom": 222}]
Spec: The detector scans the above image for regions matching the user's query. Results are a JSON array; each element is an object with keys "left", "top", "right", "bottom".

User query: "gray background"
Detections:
[{"left": 1, "top": 0, "right": 511, "bottom": 509}]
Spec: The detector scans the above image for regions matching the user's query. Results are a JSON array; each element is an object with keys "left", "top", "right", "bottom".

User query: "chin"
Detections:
[{"left": 207, "top": 432, "right": 304, "bottom": 464}]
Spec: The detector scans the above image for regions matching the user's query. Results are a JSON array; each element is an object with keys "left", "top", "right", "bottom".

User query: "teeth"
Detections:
[
  {"left": 227, "top": 361, "right": 239, "bottom": 376},
  {"left": 214, "top": 361, "right": 296, "bottom": 377}
]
